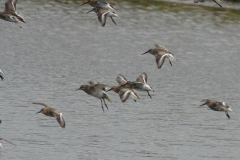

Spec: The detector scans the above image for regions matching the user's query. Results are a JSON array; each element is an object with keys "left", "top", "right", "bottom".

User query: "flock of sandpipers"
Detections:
[{"left": 0, "top": 0, "right": 231, "bottom": 152}]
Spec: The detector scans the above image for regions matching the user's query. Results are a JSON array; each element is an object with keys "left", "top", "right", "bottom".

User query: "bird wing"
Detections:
[
  {"left": 13, "top": 0, "right": 18, "bottom": 11},
  {"left": 32, "top": 102, "right": 50, "bottom": 108},
  {"left": 155, "top": 44, "right": 168, "bottom": 52},
  {"left": 116, "top": 74, "right": 128, "bottom": 85},
  {"left": 119, "top": 88, "right": 131, "bottom": 102},
  {"left": 136, "top": 73, "right": 147, "bottom": 84},
  {"left": 88, "top": 81, "right": 99, "bottom": 86},
  {"left": 4, "top": 0, "right": 15, "bottom": 13},
  {"left": 155, "top": 53, "right": 165, "bottom": 69},
  {"left": 98, "top": 11, "right": 108, "bottom": 26},
  {"left": 54, "top": 112, "right": 65, "bottom": 128},
  {"left": 102, "top": 91, "right": 112, "bottom": 103}
]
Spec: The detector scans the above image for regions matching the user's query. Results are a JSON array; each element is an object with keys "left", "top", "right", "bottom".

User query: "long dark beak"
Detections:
[
  {"left": 141, "top": 51, "right": 148, "bottom": 55},
  {"left": 36, "top": 110, "right": 41, "bottom": 114},
  {"left": 107, "top": 88, "right": 113, "bottom": 92},
  {"left": 81, "top": 1, "right": 88, "bottom": 6},
  {"left": 75, "top": 88, "right": 80, "bottom": 91},
  {"left": 86, "top": 8, "right": 94, "bottom": 14},
  {"left": 199, "top": 103, "right": 206, "bottom": 107}
]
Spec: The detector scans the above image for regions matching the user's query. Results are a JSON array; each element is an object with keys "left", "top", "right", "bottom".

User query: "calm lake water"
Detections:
[{"left": 1, "top": 0, "right": 240, "bottom": 159}]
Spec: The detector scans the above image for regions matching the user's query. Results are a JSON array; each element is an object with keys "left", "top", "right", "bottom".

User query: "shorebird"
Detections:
[
  {"left": 33, "top": 102, "right": 66, "bottom": 128},
  {"left": 116, "top": 73, "right": 154, "bottom": 99},
  {"left": 142, "top": 44, "right": 177, "bottom": 69},
  {"left": 194, "top": 0, "right": 222, "bottom": 7},
  {"left": 0, "top": 69, "right": 3, "bottom": 80},
  {"left": 81, "top": 0, "right": 116, "bottom": 11},
  {"left": 108, "top": 85, "right": 140, "bottom": 102},
  {"left": 87, "top": 7, "right": 120, "bottom": 26},
  {"left": 199, "top": 99, "right": 232, "bottom": 119},
  {"left": 0, "top": 0, "right": 26, "bottom": 27},
  {"left": 0, "top": 138, "right": 16, "bottom": 150},
  {"left": 76, "top": 81, "right": 112, "bottom": 112}
]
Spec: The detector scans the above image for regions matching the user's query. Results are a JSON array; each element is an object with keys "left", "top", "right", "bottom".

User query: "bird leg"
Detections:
[
  {"left": 103, "top": 99, "right": 109, "bottom": 110},
  {"left": 213, "top": 0, "right": 222, "bottom": 7},
  {"left": 100, "top": 99, "right": 104, "bottom": 112},
  {"left": 168, "top": 58, "right": 172, "bottom": 66},
  {"left": 225, "top": 112, "right": 230, "bottom": 119},
  {"left": 147, "top": 91, "right": 152, "bottom": 99},
  {"left": 110, "top": 16, "right": 116, "bottom": 25}
]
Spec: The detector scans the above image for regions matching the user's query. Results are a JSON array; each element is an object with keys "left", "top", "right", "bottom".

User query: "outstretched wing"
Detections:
[
  {"left": 98, "top": 11, "right": 108, "bottom": 26},
  {"left": 13, "top": 0, "right": 18, "bottom": 11},
  {"left": 136, "top": 73, "right": 147, "bottom": 84},
  {"left": 155, "top": 54, "right": 164, "bottom": 69},
  {"left": 55, "top": 112, "right": 65, "bottom": 128},
  {"left": 88, "top": 81, "right": 99, "bottom": 86},
  {"left": 0, "top": 74, "right": 4, "bottom": 80},
  {"left": 32, "top": 102, "right": 50, "bottom": 108},
  {"left": 119, "top": 88, "right": 131, "bottom": 102},
  {"left": 116, "top": 74, "right": 128, "bottom": 85},
  {"left": 155, "top": 44, "right": 168, "bottom": 52},
  {"left": 4, "top": 0, "right": 16, "bottom": 13}
]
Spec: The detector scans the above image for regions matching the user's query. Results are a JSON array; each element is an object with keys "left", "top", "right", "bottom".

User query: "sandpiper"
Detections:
[
  {"left": 199, "top": 99, "right": 232, "bottom": 119},
  {"left": 0, "top": 0, "right": 26, "bottom": 27},
  {"left": 87, "top": 7, "right": 120, "bottom": 26},
  {"left": 116, "top": 73, "right": 154, "bottom": 99},
  {"left": 142, "top": 44, "right": 177, "bottom": 69},
  {"left": 0, "top": 69, "right": 4, "bottom": 80},
  {"left": 0, "top": 138, "right": 16, "bottom": 150},
  {"left": 33, "top": 102, "right": 66, "bottom": 128},
  {"left": 194, "top": 0, "right": 222, "bottom": 7},
  {"left": 108, "top": 85, "right": 140, "bottom": 102},
  {"left": 81, "top": 0, "right": 116, "bottom": 12},
  {"left": 76, "top": 81, "right": 112, "bottom": 112}
]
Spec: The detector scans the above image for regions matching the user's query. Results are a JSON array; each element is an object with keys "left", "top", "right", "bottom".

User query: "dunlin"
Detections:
[
  {"left": 0, "top": 69, "right": 4, "bottom": 80},
  {"left": 0, "top": 0, "right": 26, "bottom": 27},
  {"left": 76, "top": 81, "right": 112, "bottom": 112},
  {"left": 194, "top": 0, "right": 222, "bottom": 7},
  {"left": 0, "top": 138, "right": 16, "bottom": 150},
  {"left": 33, "top": 102, "right": 66, "bottom": 128},
  {"left": 142, "top": 44, "right": 177, "bottom": 69},
  {"left": 81, "top": 0, "right": 116, "bottom": 11},
  {"left": 199, "top": 99, "right": 232, "bottom": 119},
  {"left": 108, "top": 85, "right": 140, "bottom": 102},
  {"left": 87, "top": 7, "right": 120, "bottom": 26},
  {"left": 116, "top": 73, "right": 154, "bottom": 99}
]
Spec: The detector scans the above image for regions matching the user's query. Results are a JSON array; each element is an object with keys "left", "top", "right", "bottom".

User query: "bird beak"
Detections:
[
  {"left": 107, "top": 88, "right": 113, "bottom": 92},
  {"left": 81, "top": 1, "right": 88, "bottom": 6},
  {"left": 141, "top": 51, "right": 148, "bottom": 55},
  {"left": 75, "top": 88, "right": 80, "bottom": 91},
  {"left": 86, "top": 9, "right": 94, "bottom": 14},
  {"left": 199, "top": 103, "right": 206, "bottom": 107},
  {"left": 36, "top": 110, "right": 41, "bottom": 114}
]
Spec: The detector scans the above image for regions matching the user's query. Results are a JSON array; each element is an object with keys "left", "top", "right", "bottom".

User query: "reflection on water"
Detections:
[{"left": 1, "top": 0, "right": 240, "bottom": 159}]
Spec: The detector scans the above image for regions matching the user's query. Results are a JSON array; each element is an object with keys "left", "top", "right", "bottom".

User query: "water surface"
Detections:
[{"left": 0, "top": 0, "right": 240, "bottom": 159}]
